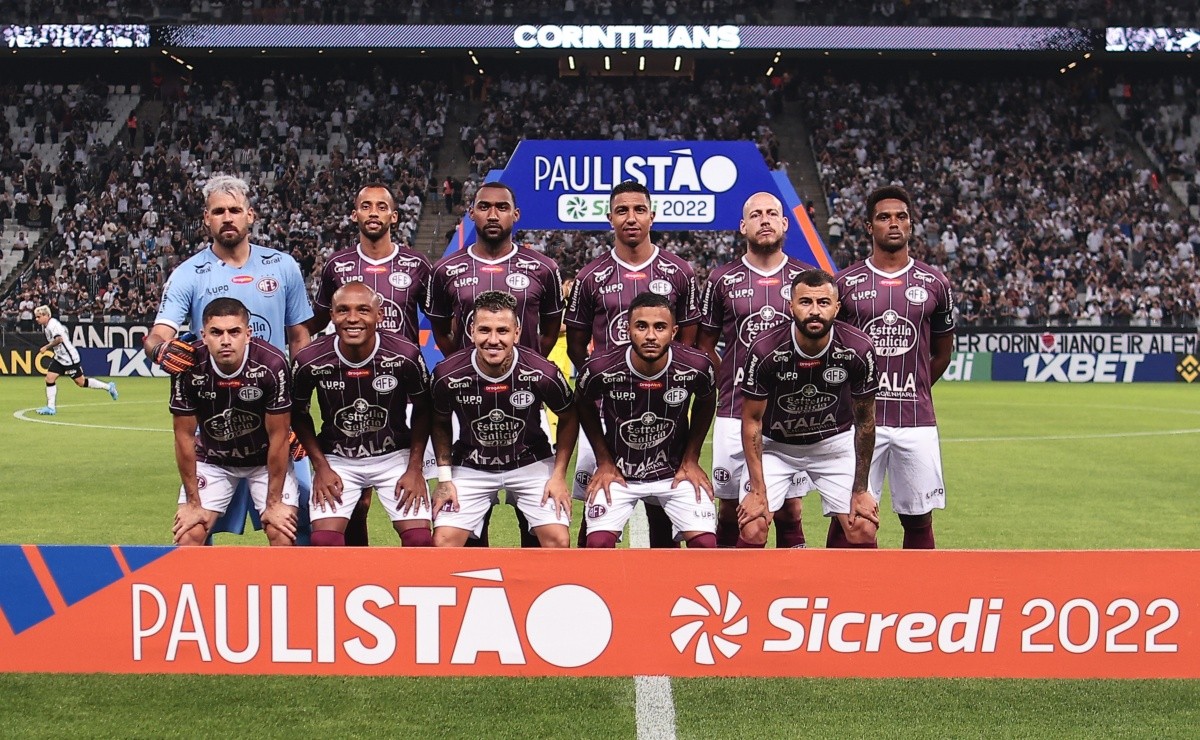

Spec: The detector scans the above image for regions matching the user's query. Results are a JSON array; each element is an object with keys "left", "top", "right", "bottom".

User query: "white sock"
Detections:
[
  {"left": 46, "top": 384, "right": 57, "bottom": 408},
  {"left": 87, "top": 378, "right": 108, "bottom": 390}
]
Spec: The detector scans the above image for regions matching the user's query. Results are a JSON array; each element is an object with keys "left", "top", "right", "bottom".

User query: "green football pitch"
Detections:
[{"left": 1, "top": 377, "right": 1198, "bottom": 737}]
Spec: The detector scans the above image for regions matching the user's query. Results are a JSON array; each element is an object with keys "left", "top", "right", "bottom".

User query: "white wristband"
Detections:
[{"left": 438, "top": 466, "right": 454, "bottom": 483}]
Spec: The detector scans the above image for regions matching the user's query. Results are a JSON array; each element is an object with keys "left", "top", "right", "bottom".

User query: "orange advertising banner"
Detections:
[{"left": 0, "top": 546, "right": 1196, "bottom": 678}]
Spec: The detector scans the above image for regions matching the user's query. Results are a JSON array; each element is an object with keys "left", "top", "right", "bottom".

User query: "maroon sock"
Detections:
[
  {"left": 847, "top": 540, "right": 879, "bottom": 549},
  {"left": 716, "top": 518, "right": 739, "bottom": 548},
  {"left": 576, "top": 517, "right": 589, "bottom": 548},
  {"left": 585, "top": 530, "right": 619, "bottom": 548},
  {"left": 775, "top": 518, "right": 806, "bottom": 549},
  {"left": 826, "top": 518, "right": 849, "bottom": 548},
  {"left": 646, "top": 504, "right": 680, "bottom": 549},
  {"left": 901, "top": 518, "right": 936, "bottom": 550},
  {"left": 310, "top": 530, "right": 345, "bottom": 547},
  {"left": 735, "top": 537, "right": 766, "bottom": 549},
  {"left": 686, "top": 533, "right": 717, "bottom": 549},
  {"left": 399, "top": 528, "right": 433, "bottom": 547}
]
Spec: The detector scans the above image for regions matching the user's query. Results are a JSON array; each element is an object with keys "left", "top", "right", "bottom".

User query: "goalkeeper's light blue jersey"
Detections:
[{"left": 155, "top": 244, "right": 313, "bottom": 353}]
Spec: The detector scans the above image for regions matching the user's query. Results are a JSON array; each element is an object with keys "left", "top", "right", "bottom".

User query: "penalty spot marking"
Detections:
[
  {"left": 630, "top": 501, "right": 677, "bottom": 740},
  {"left": 13, "top": 400, "right": 169, "bottom": 433}
]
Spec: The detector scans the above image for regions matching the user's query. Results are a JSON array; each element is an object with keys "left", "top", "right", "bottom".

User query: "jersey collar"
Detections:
[
  {"left": 212, "top": 345, "right": 251, "bottom": 379},
  {"left": 334, "top": 335, "right": 381, "bottom": 368},
  {"left": 741, "top": 253, "right": 789, "bottom": 278},
  {"left": 625, "top": 345, "right": 671, "bottom": 380},
  {"left": 471, "top": 347, "right": 519, "bottom": 382},
  {"left": 466, "top": 244, "right": 518, "bottom": 264},
  {"left": 611, "top": 246, "right": 660, "bottom": 273},
  {"left": 357, "top": 244, "right": 399, "bottom": 266},
  {"left": 865, "top": 257, "right": 914, "bottom": 279},
  {"left": 792, "top": 325, "right": 833, "bottom": 360}
]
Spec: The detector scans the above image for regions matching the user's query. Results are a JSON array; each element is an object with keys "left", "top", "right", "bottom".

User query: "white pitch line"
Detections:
[
  {"left": 946, "top": 428, "right": 1200, "bottom": 444},
  {"left": 12, "top": 400, "right": 170, "bottom": 433},
  {"left": 630, "top": 501, "right": 678, "bottom": 740}
]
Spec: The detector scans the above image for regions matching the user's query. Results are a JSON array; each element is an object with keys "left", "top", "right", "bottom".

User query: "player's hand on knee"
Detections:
[
  {"left": 737, "top": 489, "right": 769, "bottom": 527},
  {"left": 672, "top": 460, "right": 714, "bottom": 502},
  {"left": 172, "top": 502, "right": 209, "bottom": 543},
  {"left": 588, "top": 462, "right": 624, "bottom": 505},
  {"left": 152, "top": 336, "right": 197, "bottom": 374},
  {"left": 262, "top": 503, "right": 298, "bottom": 541},
  {"left": 542, "top": 478, "right": 571, "bottom": 520},
  {"left": 848, "top": 489, "right": 879, "bottom": 527},
  {"left": 312, "top": 468, "right": 343, "bottom": 512},
  {"left": 397, "top": 473, "right": 430, "bottom": 516},
  {"left": 431, "top": 482, "right": 459, "bottom": 519}
]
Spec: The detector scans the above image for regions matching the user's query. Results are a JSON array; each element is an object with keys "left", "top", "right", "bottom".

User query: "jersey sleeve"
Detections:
[
  {"left": 932, "top": 278, "right": 956, "bottom": 335},
  {"left": 851, "top": 344, "right": 879, "bottom": 398},
  {"left": 696, "top": 356, "right": 717, "bottom": 398},
  {"left": 538, "top": 364, "right": 575, "bottom": 414},
  {"left": 282, "top": 256, "right": 315, "bottom": 327},
  {"left": 563, "top": 270, "right": 594, "bottom": 329},
  {"left": 313, "top": 259, "right": 337, "bottom": 313},
  {"left": 541, "top": 262, "right": 565, "bottom": 319},
  {"left": 266, "top": 357, "right": 291, "bottom": 413},
  {"left": 675, "top": 266, "right": 701, "bottom": 327},
  {"left": 290, "top": 359, "right": 315, "bottom": 410},
  {"left": 739, "top": 342, "right": 770, "bottom": 400},
  {"left": 424, "top": 263, "right": 454, "bottom": 319},
  {"left": 575, "top": 361, "right": 598, "bottom": 403},
  {"left": 405, "top": 349, "right": 432, "bottom": 402},
  {"left": 430, "top": 367, "right": 453, "bottom": 415},
  {"left": 47, "top": 319, "right": 68, "bottom": 343},
  {"left": 154, "top": 268, "right": 195, "bottom": 331},
  {"left": 414, "top": 256, "right": 433, "bottom": 321},
  {"left": 699, "top": 276, "right": 722, "bottom": 332},
  {"left": 168, "top": 373, "right": 195, "bottom": 415}
]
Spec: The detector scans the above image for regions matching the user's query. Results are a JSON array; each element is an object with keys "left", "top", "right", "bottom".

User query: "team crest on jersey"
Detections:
[
  {"left": 664, "top": 388, "right": 688, "bottom": 405},
  {"left": 649, "top": 279, "right": 672, "bottom": 296},
  {"left": 721, "top": 270, "right": 746, "bottom": 286},
  {"left": 713, "top": 467, "right": 731, "bottom": 484},
  {"left": 823, "top": 367, "right": 848, "bottom": 385},
  {"left": 905, "top": 286, "right": 929, "bottom": 304},
  {"left": 506, "top": 273, "right": 531, "bottom": 291},
  {"left": 510, "top": 390, "right": 535, "bottom": 409},
  {"left": 372, "top": 375, "right": 398, "bottom": 393},
  {"left": 586, "top": 504, "right": 607, "bottom": 519},
  {"left": 593, "top": 266, "right": 615, "bottom": 284},
  {"left": 257, "top": 277, "right": 279, "bottom": 295},
  {"left": 196, "top": 474, "right": 207, "bottom": 489},
  {"left": 842, "top": 273, "right": 869, "bottom": 288},
  {"left": 388, "top": 272, "right": 412, "bottom": 289},
  {"left": 238, "top": 386, "right": 263, "bottom": 402},
  {"left": 780, "top": 285, "right": 792, "bottom": 300},
  {"left": 575, "top": 470, "right": 592, "bottom": 488}
]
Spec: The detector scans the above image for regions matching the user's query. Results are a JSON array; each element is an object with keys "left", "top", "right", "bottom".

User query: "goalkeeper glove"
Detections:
[{"left": 152, "top": 333, "right": 197, "bottom": 374}]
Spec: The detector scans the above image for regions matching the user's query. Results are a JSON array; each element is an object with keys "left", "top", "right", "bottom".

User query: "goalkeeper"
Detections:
[{"left": 144, "top": 174, "right": 314, "bottom": 542}]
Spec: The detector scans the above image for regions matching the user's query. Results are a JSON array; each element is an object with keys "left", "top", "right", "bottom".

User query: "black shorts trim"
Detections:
[{"left": 48, "top": 359, "right": 84, "bottom": 378}]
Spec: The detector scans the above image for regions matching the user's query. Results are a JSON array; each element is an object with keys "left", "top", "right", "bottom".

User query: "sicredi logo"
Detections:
[{"left": 543, "top": 149, "right": 736, "bottom": 224}]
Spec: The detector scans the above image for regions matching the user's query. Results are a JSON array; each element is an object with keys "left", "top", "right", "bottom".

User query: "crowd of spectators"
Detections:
[
  {"left": 5, "top": 0, "right": 1200, "bottom": 26},
  {"left": 1, "top": 65, "right": 448, "bottom": 326},
  {"left": 1112, "top": 73, "right": 1200, "bottom": 216},
  {"left": 804, "top": 68, "right": 1199, "bottom": 328}
]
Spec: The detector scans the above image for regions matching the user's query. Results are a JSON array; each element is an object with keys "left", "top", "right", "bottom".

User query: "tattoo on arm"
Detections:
[{"left": 852, "top": 395, "right": 876, "bottom": 492}]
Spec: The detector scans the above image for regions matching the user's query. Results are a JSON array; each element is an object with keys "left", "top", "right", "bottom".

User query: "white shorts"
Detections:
[
  {"left": 435, "top": 458, "right": 569, "bottom": 537},
  {"left": 311, "top": 450, "right": 431, "bottom": 523},
  {"left": 584, "top": 478, "right": 716, "bottom": 541},
  {"left": 713, "top": 416, "right": 812, "bottom": 501},
  {"left": 740, "top": 431, "right": 855, "bottom": 517},
  {"left": 180, "top": 461, "right": 300, "bottom": 513},
  {"left": 870, "top": 425, "right": 946, "bottom": 515}
]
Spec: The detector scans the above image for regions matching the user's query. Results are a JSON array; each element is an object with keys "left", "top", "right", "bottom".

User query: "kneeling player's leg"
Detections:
[
  {"left": 309, "top": 458, "right": 367, "bottom": 546},
  {"left": 245, "top": 465, "right": 300, "bottom": 546},
  {"left": 775, "top": 472, "right": 812, "bottom": 548},
  {"left": 370, "top": 451, "right": 433, "bottom": 547},
  {"left": 654, "top": 481, "right": 716, "bottom": 549},
  {"left": 583, "top": 485, "right": 640, "bottom": 548},
  {"left": 712, "top": 417, "right": 744, "bottom": 547},
  {"left": 432, "top": 468, "right": 496, "bottom": 547},
  {"left": 509, "top": 459, "right": 571, "bottom": 548},
  {"left": 736, "top": 444, "right": 794, "bottom": 547},
  {"left": 808, "top": 433, "right": 878, "bottom": 549},
  {"left": 345, "top": 492, "right": 372, "bottom": 547},
  {"left": 175, "top": 462, "right": 235, "bottom": 546},
  {"left": 899, "top": 512, "right": 935, "bottom": 550}
]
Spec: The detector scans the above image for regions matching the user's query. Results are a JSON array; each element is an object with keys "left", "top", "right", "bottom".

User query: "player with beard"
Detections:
[
  {"left": 835, "top": 186, "right": 954, "bottom": 549},
  {"left": 306, "top": 183, "right": 434, "bottom": 547},
  {"left": 169, "top": 298, "right": 298, "bottom": 546},
  {"left": 290, "top": 282, "right": 433, "bottom": 547},
  {"left": 146, "top": 174, "right": 314, "bottom": 544},
  {"left": 739, "top": 270, "right": 880, "bottom": 549},
  {"left": 426, "top": 182, "right": 565, "bottom": 547},
  {"left": 429, "top": 291, "right": 578, "bottom": 548},
  {"left": 565, "top": 180, "right": 702, "bottom": 548},
  {"left": 576, "top": 291, "right": 717, "bottom": 548},
  {"left": 698, "top": 192, "right": 816, "bottom": 548}
]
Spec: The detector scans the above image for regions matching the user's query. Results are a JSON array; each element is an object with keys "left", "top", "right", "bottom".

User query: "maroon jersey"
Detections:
[
  {"left": 565, "top": 247, "right": 701, "bottom": 355},
  {"left": 291, "top": 333, "right": 430, "bottom": 458},
  {"left": 835, "top": 259, "right": 954, "bottom": 427},
  {"left": 741, "top": 320, "right": 877, "bottom": 445},
  {"left": 169, "top": 337, "right": 291, "bottom": 466},
  {"left": 425, "top": 245, "right": 564, "bottom": 353},
  {"left": 700, "top": 255, "right": 816, "bottom": 418},
  {"left": 577, "top": 343, "right": 715, "bottom": 482},
  {"left": 430, "top": 348, "right": 574, "bottom": 471},
  {"left": 314, "top": 245, "right": 432, "bottom": 343}
]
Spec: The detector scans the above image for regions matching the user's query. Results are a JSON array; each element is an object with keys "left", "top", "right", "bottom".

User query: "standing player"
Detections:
[
  {"left": 144, "top": 173, "right": 314, "bottom": 542},
  {"left": 170, "top": 298, "right": 298, "bottom": 546},
  {"left": 290, "top": 282, "right": 433, "bottom": 547},
  {"left": 429, "top": 291, "right": 578, "bottom": 548},
  {"left": 739, "top": 270, "right": 880, "bottom": 549},
  {"left": 577, "top": 292, "right": 716, "bottom": 549},
  {"left": 33, "top": 305, "right": 117, "bottom": 414},
  {"left": 835, "top": 186, "right": 954, "bottom": 549},
  {"left": 565, "top": 180, "right": 701, "bottom": 548},
  {"left": 697, "top": 192, "right": 815, "bottom": 548},
  {"left": 426, "top": 181, "right": 565, "bottom": 547},
  {"left": 306, "top": 182, "right": 434, "bottom": 547}
]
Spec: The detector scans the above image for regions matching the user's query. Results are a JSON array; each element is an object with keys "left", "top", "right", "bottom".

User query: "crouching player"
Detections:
[
  {"left": 577, "top": 292, "right": 717, "bottom": 548},
  {"left": 170, "top": 298, "right": 297, "bottom": 545},
  {"left": 290, "top": 282, "right": 433, "bottom": 547},
  {"left": 430, "top": 291, "right": 578, "bottom": 548},
  {"left": 738, "top": 270, "right": 880, "bottom": 548}
]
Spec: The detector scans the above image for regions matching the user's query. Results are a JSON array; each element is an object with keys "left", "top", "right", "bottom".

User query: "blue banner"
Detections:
[{"left": 992, "top": 353, "right": 1180, "bottom": 382}]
